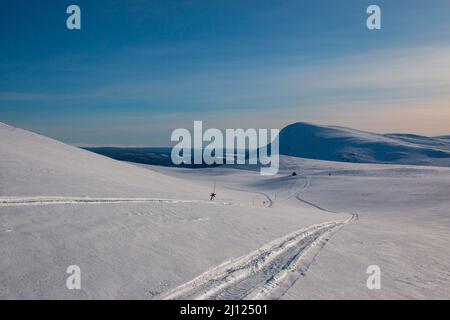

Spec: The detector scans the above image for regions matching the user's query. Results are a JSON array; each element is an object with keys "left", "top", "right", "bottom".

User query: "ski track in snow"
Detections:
[
  {"left": 295, "top": 195, "right": 339, "bottom": 214},
  {"left": 160, "top": 214, "right": 357, "bottom": 300},
  {"left": 0, "top": 197, "right": 236, "bottom": 207}
]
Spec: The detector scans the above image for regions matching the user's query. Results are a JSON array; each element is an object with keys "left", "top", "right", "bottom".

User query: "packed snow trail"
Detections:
[
  {"left": 160, "top": 215, "right": 356, "bottom": 300},
  {"left": 0, "top": 197, "right": 236, "bottom": 207}
]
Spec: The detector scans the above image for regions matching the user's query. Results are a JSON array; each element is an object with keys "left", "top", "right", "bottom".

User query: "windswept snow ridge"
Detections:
[{"left": 161, "top": 215, "right": 356, "bottom": 300}]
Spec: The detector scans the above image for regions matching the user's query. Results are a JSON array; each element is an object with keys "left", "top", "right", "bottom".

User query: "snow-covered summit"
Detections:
[{"left": 279, "top": 122, "right": 450, "bottom": 166}]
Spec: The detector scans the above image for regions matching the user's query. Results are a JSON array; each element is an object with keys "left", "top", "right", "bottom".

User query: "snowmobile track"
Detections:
[
  {"left": 161, "top": 214, "right": 356, "bottom": 300},
  {"left": 0, "top": 197, "right": 236, "bottom": 207}
]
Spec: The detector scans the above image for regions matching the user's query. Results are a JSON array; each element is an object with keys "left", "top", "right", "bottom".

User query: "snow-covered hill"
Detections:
[
  {"left": 279, "top": 122, "right": 450, "bottom": 166},
  {"left": 0, "top": 122, "right": 214, "bottom": 199}
]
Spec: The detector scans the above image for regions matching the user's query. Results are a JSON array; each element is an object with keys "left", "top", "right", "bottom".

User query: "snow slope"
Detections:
[
  {"left": 1, "top": 122, "right": 449, "bottom": 299},
  {"left": 279, "top": 122, "right": 450, "bottom": 166},
  {"left": 277, "top": 157, "right": 450, "bottom": 299},
  {"left": 0, "top": 122, "right": 344, "bottom": 299},
  {"left": 0, "top": 122, "right": 218, "bottom": 200},
  {"left": 154, "top": 157, "right": 450, "bottom": 299}
]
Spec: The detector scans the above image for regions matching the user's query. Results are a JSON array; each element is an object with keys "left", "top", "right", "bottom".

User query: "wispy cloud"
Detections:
[{"left": 3, "top": 44, "right": 449, "bottom": 104}]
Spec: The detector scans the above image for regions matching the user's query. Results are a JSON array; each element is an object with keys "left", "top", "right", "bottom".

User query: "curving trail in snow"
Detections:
[
  {"left": 0, "top": 196, "right": 236, "bottom": 207},
  {"left": 160, "top": 214, "right": 357, "bottom": 300}
]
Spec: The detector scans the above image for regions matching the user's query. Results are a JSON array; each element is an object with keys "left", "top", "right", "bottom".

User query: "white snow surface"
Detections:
[{"left": 1, "top": 122, "right": 450, "bottom": 299}]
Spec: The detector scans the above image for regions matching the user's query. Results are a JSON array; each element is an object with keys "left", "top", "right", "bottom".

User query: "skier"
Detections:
[{"left": 210, "top": 181, "right": 217, "bottom": 201}]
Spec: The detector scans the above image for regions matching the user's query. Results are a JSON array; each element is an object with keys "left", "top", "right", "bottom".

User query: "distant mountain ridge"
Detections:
[
  {"left": 279, "top": 123, "right": 450, "bottom": 167},
  {"left": 436, "top": 135, "right": 450, "bottom": 141}
]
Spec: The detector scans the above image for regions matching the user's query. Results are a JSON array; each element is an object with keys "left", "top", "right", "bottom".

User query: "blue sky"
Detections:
[{"left": 1, "top": 0, "right": 450, "bottom": 145}]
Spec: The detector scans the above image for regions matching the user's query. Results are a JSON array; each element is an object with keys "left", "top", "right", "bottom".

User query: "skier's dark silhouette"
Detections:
[
  {"left": 292, "top": 172, "right": 297, "bottom": 176},
  {"left": 210, "top": 181, "right": 217, "bottom": 200}
]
